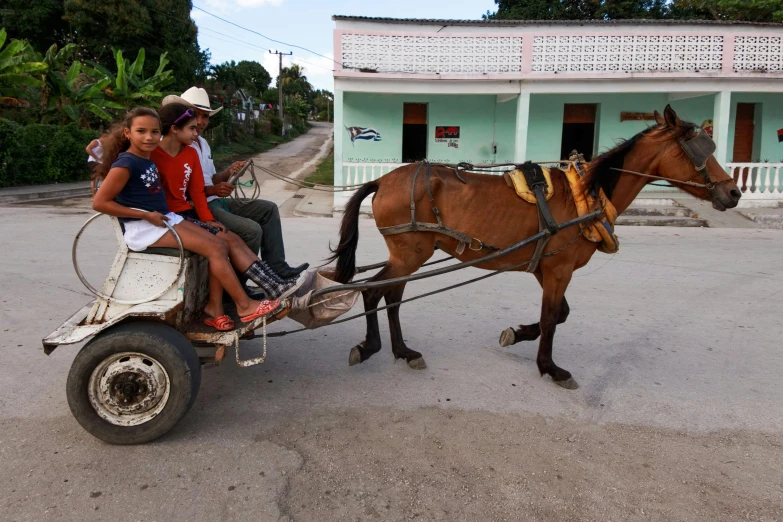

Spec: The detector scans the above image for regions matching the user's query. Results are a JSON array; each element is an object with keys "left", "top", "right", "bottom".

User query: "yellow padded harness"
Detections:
[{"left": 506, "top": 162, "right": 619, "bottom": 254}]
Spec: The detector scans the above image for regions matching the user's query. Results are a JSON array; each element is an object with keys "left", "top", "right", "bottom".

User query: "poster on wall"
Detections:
[
  {"left": 435, "top": 126, "right": 460, "bottom": 149},
  {"left": 345, "top": 125, "right": 382, "bottom": 146}
]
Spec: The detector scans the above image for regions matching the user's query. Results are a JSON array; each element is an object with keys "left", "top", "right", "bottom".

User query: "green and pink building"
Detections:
[{"left": 332, "top": 16, "right": 783, "bottom": 209}]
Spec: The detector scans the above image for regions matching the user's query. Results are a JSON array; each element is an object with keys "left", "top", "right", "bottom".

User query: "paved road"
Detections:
[
  {"left": 233, "top": 122, "right": 332, "bottom": 217},
  {"left": 1, "top": 203, "right": 782, "bottom": 521}
]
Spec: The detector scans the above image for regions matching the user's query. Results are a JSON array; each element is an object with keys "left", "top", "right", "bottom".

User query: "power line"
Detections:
[
  {"left": 198, "top": 26, "right": 333, "bottom": 72},
  {"left": 192, "top": 4, "right": 345, "bottom": 69}
]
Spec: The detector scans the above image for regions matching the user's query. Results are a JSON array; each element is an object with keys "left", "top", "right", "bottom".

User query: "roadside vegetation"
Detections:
[
  {"left": 304, "top": 149, "right": 334, "bottom": 186},
  {"left": 0, "top": 4, "right": 332, "bottom": 188}
]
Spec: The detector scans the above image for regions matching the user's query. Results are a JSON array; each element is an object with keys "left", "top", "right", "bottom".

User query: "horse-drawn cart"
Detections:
[
  {"left": 44, "top": 107, "right": 742, "bottom": 444},
  {"left": 44, "top": 204, "right": 599, "bottom": 445}
]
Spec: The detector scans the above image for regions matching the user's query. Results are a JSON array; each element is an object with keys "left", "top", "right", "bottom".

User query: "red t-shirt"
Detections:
[{"left": 151, "top": 145, "right": 214, "bottom": 222}]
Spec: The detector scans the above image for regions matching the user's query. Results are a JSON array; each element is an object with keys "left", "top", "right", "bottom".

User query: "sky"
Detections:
[{"left": 193, "top": 0, "right": 497, "bottom": 92}]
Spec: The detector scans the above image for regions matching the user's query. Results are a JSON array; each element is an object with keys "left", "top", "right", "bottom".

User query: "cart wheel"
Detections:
[{"left": 66, "top": 322, "right": 201, "bottom": 445}]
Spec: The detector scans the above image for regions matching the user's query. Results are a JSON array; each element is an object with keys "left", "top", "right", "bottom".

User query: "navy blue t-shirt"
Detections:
[{"left": 111, "top": 152, "right": 169, "bottom": 221}]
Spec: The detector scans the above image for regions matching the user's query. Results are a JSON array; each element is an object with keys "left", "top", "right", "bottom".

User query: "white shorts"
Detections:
[{"left": 123, "top": 212, "right": 184, "bottom": 252}]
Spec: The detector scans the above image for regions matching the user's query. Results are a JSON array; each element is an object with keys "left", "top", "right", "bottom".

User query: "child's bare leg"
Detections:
[
  {"left": 150, "top": 221, "right": 262, "bottom": 316},
  {"left": 215, "top": 230, "right": 259, "bottom": 271},
  {"left": 203, "top": 272, "right": 224, "bottom": 319}
]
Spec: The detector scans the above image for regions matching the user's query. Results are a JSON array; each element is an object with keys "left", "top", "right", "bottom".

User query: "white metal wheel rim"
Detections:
[
  {"left": 72, "top": 212, "right": 184, "bottom": 305},
  {"left": 88, "top": 352, "right": 171, "bottom": 427}
]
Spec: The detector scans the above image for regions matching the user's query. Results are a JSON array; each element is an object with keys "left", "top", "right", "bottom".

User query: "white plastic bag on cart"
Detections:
[{"left": 287, "top": 268, "right": 361, "bottom": 329}]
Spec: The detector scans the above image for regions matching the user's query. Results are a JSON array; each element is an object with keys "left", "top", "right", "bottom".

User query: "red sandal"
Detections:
[
  {"left": 204, "top": 315, "right": 235, "bottom": 331},
  {"left": 240, "top": 300, "right": 282, "bottom": 323}
]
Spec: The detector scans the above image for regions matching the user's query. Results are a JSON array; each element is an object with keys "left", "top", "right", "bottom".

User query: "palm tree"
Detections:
[
  {"left": 0, "top": 28, "right": 47, "bottom": 109},
  {"left": 86, "top": 48, "right": 175, "bottom": 109},
  {"left": 38, "top": 43, "right": 124, "bottom": 124}
]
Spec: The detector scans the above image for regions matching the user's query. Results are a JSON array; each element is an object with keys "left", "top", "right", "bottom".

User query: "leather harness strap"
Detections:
[
  {"left": 518, "top": 161, "right": 559, "bottom": 273},
  {"left": 378, "top": 161, "right": 499, "bottom": 253}
]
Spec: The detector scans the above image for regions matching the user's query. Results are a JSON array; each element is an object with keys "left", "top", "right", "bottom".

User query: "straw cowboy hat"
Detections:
[{"left": 161, "top": 86, "right": 223, "bottom": 116}]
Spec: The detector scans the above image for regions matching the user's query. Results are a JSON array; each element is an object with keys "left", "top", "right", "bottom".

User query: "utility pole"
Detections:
[{"left": 269, "top": 49, "right": 292, "bottom": 135}]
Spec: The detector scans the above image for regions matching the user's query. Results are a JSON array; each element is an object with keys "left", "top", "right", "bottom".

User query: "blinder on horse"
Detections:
[{"left": 677, "top": 126, "right": 715, "bottom": 172}]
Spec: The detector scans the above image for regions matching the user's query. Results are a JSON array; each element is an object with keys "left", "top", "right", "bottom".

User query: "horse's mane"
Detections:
[{"left": 581, "top": 120, "right": 695, "bottom": 199}]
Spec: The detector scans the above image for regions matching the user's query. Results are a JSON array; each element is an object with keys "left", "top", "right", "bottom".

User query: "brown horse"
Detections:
[{"left": 328, "top": 106, "right": 741, "bottom": 389}]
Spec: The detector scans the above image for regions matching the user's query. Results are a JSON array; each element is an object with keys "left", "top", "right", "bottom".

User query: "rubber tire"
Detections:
[{"left": 66, "top": 321, "right": 201, "bottom": 445}]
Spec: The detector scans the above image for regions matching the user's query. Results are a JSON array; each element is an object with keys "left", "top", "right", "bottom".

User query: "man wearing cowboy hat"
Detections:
[{"left": 162, "top": 87, "right": 308, "bottom": 280}]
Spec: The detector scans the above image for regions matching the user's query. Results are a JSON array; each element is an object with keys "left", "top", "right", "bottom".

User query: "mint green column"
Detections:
[
  {"left": 333, "top": 88, "right": 344, "bottom": 187},
  {"left": 713, "top": 90, "right": 731, "bottom": 167},
  {"left": 514, "top": 92, "right": 531, "bottom": 162}
]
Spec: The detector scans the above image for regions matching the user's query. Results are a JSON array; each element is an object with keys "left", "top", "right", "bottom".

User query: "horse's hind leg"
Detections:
[
  {"left": 384, "top": 282, "right": 426, "bottom": 370},
  {"left": 499, "top": 298, "right": 570, "bottom": 347},
  {"left": 348, "top": 269, "right": 389, "bottom": 366},
  {"left": 349, "top": 236, "right": 434, "bottom": 368}
]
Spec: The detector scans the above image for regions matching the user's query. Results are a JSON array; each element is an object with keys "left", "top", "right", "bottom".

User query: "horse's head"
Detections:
[{"left": 649, "top": 105, "right": 741, "bottom": 210}]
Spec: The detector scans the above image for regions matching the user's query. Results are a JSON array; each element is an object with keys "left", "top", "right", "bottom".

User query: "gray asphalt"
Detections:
[{"left": 1, "top": 202, "right": 782, "bottom": 520}]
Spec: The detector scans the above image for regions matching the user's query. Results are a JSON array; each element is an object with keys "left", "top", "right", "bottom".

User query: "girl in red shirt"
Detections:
[
  {"left": 93, "top": 107, "right": 282, "bottom": 331},
  {"left": 153, "top": 103, "right": 301, "bottom": 329}
]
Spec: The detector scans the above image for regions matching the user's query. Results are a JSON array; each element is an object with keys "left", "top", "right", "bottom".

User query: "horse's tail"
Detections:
[{"left": 327, "top": 180, "right": 380, "bottom": 283}]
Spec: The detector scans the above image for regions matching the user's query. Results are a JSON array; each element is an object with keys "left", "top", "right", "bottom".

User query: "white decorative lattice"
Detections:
[
  {"left": 531, "top": 35, "right": 723, "bottom": 74},
  {"left": 341, "top": 34, "right": 523, "bottom": 74},
  {"left": 733, "top": 36, "right": 783, "bottom": 72}
]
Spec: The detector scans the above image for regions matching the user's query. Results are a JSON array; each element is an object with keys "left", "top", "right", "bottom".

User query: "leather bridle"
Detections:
[{"left": 612, "top": 127, "right": 733, "bottom": 191}]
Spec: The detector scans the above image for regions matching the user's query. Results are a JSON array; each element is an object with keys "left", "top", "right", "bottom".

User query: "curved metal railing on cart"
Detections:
[{"left": 72, "top": 210, "right": 185, "bottom": 305}]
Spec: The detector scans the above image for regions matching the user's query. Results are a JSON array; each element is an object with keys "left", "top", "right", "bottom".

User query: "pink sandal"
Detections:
[
  {"left": 240, "top": 300, "right": 282, "bottom": 323},
  {"left": 204, "top": 315, "right": 235, "bottom": 331}
]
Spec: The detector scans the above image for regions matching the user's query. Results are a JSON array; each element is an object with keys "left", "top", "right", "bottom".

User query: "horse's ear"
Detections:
[
  {"left": 653, "top": 110, "right": 665, "bottom": 125},
  {"left": 663, "top": 104, "right": 681, "bottom": 127}
]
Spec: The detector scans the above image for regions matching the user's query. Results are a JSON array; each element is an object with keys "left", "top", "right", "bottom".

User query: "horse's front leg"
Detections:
[
  {"left": 499, "top": 298, "right": 570, "bottom": 347},
  {"left": 384, "top": 282, "right": 426, "bottom": 369},
  {"left": 536, "top": 266, "right": 578, "bottom": 389}
]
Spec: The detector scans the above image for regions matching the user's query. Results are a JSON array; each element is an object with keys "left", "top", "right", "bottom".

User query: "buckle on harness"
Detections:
[{"left": 469, "top": 238, "right": 486, "bottom": 251}]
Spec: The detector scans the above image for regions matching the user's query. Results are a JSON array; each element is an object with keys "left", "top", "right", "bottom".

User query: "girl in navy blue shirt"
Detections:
[{"left": 92, "top": 107, "right": 282, "bottom": 328}]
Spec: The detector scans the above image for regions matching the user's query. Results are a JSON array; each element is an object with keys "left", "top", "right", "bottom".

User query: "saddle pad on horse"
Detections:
[
  {"left": 564, "top": 162, "right": 620, "bottom": 254},
  {"left": 504, "top": 167, "right": 554, "bottom": 204}
]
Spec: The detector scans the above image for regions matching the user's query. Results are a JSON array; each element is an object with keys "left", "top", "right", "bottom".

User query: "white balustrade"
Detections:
[
  {"left": 341, "top": 34, "right": 524, "bottom": 75},
  {"left": 342, "top": 162, "right": 405, "bottom": 186},
  {"left": 725, "top": 163, "right": 783, "bottom": 206},
  {"left": 337, "top": 27, "right": 783, "bottom": 78},
  {"left": 532, "top": 35, "right": 723, "bottom": 74}
]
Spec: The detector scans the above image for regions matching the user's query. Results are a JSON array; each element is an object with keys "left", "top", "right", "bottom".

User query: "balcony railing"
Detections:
[
  {"left": 335, "top": 161, "right": 783, "bottom": 210},
  {"left": 336, "top": 30, "right": 783, "bottom": 79},
  {"left": 726, "top": 163, "right": 783, "bottom": 206}
]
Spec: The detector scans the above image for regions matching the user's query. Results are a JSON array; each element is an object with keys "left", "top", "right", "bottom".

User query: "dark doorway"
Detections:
[
  {"left": 402, "top": 103, "right": 427, "bottom": 162},
  {"left": 732, "top": 103, "right": 755, "bottom": 162},
  {"left": 560, "top": 103, "right": 597, "bottom": 161}
]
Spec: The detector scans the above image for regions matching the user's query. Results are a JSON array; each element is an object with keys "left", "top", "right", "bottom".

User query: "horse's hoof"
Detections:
[
  {"left": 499, "top": 328, "right": 516, "bottom": 347},
  {"left": 407, "top": 357, "right": 427, "bottom": 370},
  {"left": 554, "top": 377, "right": 579, "bottom": 390},
  {"left": 348, "top": 346, "right": 362, "bottom": 366}
]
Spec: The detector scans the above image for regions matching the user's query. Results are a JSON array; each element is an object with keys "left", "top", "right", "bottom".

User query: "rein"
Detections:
[
  {"left": 609, "top": 167, "right": 733, "bottom": 190},
  {"left": 610, "top": 128, "right": 732, "bottom": 191}
]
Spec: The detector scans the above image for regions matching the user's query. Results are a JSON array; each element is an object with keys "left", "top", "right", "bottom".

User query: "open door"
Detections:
[
  {"left": 402, "top": 103, "right": 427, "bottom": 162},
  {"left": 560, "top": 104, "right": 597, "bottom": 161},
  {"left": 732, "top": 103, "right": 756, "bottom": 190}
]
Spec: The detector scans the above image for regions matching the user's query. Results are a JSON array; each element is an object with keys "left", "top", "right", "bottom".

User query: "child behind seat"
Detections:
[{"left": 91, "top": 107, "right": 282, "bottom": 330}]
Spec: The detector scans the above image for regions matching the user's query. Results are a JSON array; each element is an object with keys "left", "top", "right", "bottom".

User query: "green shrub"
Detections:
[
  {"left": 0, "top": 121, "right": 97, "bottom": 187},
  {"left": 0, "top": 119, "right": 20, "bottom": 184},
  {"left": 268, "top": 115, "right": 283, "bottom": 136}
]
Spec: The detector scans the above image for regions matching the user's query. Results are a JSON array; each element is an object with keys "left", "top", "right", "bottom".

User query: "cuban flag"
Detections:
[{"left": 346, "top": 126, "right": 382, "bottom": 145}]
